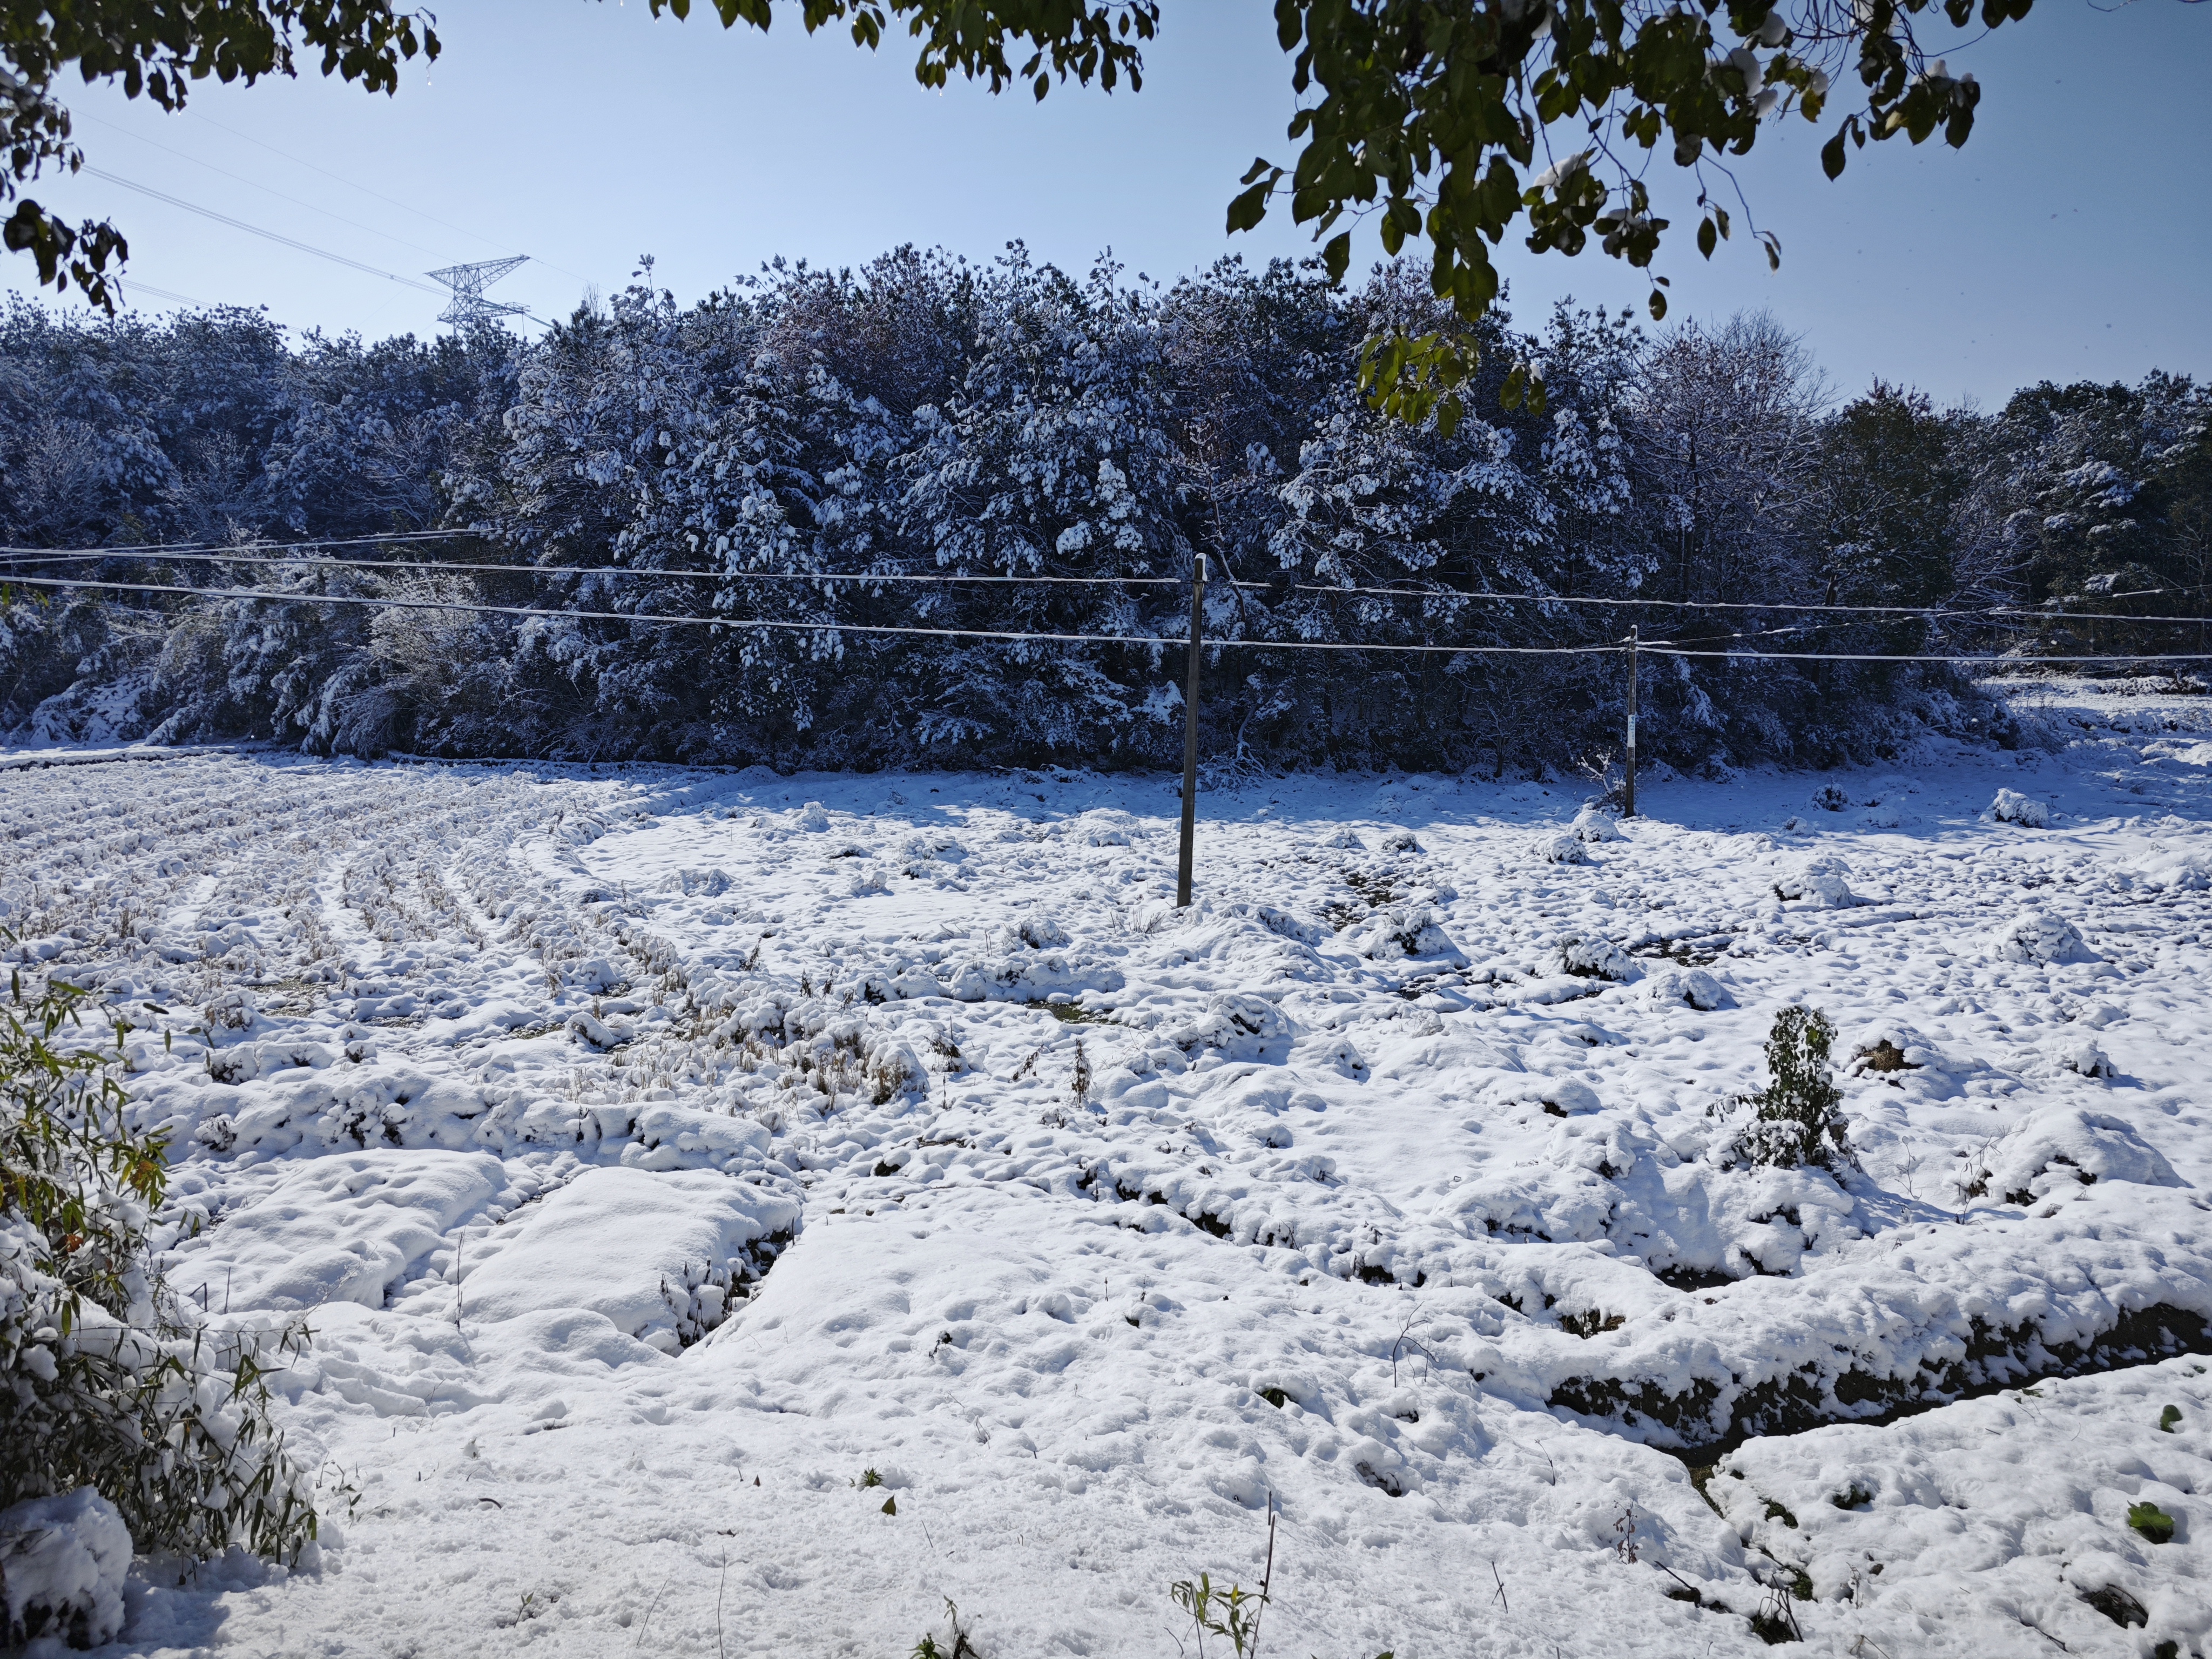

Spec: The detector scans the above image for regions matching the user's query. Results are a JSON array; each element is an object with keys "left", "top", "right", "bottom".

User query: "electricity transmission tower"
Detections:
[{"left": 426, "top": 257, "right": 529, "bottom": 328}]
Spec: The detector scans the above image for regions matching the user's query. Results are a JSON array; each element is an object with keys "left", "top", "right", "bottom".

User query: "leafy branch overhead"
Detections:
[
  {"left": 1234, "top": 0, "right": 2029, "bottom": 432},
  {"left": 7, "top": 0, "right": 2038, "bottom": 436},
  {"left": 641, "top": 0, "right": 2038, "bottom": 433}
]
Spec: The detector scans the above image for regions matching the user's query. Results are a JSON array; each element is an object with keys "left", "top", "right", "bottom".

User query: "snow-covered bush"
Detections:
[
  {"left": 1808, "top": 782, "right": 1851, "bottom": 812},
  {"left": 1535, "top": 832, "right": 1591, "bottom": 866},
  {"left": 1553, "top": 936, "right": 1635, "bottom": 982},
  {"left": 1644, "top": 967, "right": 1731, "bottom": 1010},
  {"left": 0, "top": 1485, "right": 131, "bottom": 1649},
  {"left": 1992, "top": 912, "right": 2096, "bottom": 966},
  {"left": 1570, "top": 807, "right": 1622, "bottom": 843},
  {"left": 1975, "top": 1107, "right": 2182, "bottom": 1206},
  {"left": 1771, "top": 855, "right": 1860, "bottom": 908},
  {"left": 1726, "top": 1006, "right": 1852, "bottom": 1173},
  {"left": 1988, "top": 788, "right": 2051, "bottom": 828},
  {"left": 1345, "top": 905, "right": 1464, "bottom": 964},
  {"left": 1, "top": 980, "right": 316, "bottom": 1566},
  {"left": 2051, "top": 1036, "right": 2115, "bottom": 1079}
]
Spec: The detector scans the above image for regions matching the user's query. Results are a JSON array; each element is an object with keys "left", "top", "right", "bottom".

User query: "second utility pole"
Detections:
[
  {"left": 1624, "top": 624, "right": 1638, "bottom": 819},
  {"left": 1177, "top": 552, "right": 1206, "bottom": 906}
]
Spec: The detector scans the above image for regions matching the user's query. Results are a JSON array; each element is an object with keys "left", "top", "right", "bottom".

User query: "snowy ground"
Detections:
[{"left": 4, "top": 679, "right": 2209, "bottom": 1658}]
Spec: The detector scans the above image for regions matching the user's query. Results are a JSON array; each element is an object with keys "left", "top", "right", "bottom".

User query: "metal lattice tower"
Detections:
[{"left": 426, "top": 257, "right": 529, "bottom": 328}]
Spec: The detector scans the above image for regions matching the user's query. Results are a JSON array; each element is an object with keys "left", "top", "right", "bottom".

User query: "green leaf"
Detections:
[
  {"left": 1697, "top": 217, "right": 1717, "bottom": 259},
  {"left": 1240, "top": 156, "right": 1275, "bottom": 186},
  {"left": 1225, "top": 180, "right": 1273, "bottom": 235},
  {"left": 1821, "top": 129, "right": 1848, "bottom": 179},
  {"left": 1322, "top": 230, "right": 1351, "bottom": 285},
  {"left": 1648, "top": 288, "right": 1668, "bottom": 321},
  {"left": 2128, "top": 1501, "right": 2174, "bottom": 1543}
]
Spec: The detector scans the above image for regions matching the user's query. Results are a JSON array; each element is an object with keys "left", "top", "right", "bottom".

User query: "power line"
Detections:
[
  {"left": 0, "top": 573, "right": 1681, "bottom": 653},
  {"left": 82, "top": 168, "right": 446, "bottom": 296},
  {"left": 0, "top": 530, "right": 466, "bottom": 558},
  {"left": 5, "top": 545, "right": 2207, "bottom": 623},
  {"left": 1640, "top": 645, "right": 2212, "bottom": 665},
  {"left": 120, "top": 279, "right": 206, "bottom": 309},
  {"left": 8, "top": 574, "right": 2211, "bottom": 666},
  {"left": 1271, "top": 578, "right": 2212, "bottom": 618},
  {"left": 0, "top": 546, "right": 1193, "bottom": 585},
  {"left": 77, "top": 113, "right": 448, "bottom": 260},
  {"left": 181, "top": 110, "right": 600, "bottom": 289}
]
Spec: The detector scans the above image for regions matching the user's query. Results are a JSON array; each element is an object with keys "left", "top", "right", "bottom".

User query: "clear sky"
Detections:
[{"left": 8, "top": 0, "right": 2206, "bottom": 410}]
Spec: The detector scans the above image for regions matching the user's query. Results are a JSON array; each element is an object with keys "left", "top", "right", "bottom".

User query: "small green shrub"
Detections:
[
  {"left": 1, "top": 975, "right": 315, "bottom": 1560},
  {"left": 1732, "top": 1007, "right": 1852, "bottom": 1172},
  {"left": 2159, "top": 1404, "right": 2182, "bottom": 1433},
  {"left": 1170, "top": 1572, "right": 1266, "bottom": 1659},
  {"left": 913, "top": 1597, "right": 977, "bottom": 1659}
]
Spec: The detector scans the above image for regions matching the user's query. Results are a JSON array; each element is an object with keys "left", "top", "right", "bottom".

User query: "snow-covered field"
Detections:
[{"left": 4, "top": 680, "right": 2209, "bottom": 1658}]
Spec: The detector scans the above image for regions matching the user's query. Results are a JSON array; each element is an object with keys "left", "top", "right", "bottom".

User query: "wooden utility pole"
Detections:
[
  {"left": 1624, "top": 625, "right": 1638, "bottom": 819},
  {"left": 1177, "top": 553, "right": 1206, "bottom": 906}
]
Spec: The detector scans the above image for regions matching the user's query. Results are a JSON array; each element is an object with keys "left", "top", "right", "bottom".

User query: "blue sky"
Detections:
[{"left": 8, "top": 0, "right": 2206, "bottom": 409}]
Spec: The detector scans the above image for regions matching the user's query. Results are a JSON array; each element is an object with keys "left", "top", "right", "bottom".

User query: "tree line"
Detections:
[{"left": 2, "top": 248, "right": 2206, "bottom": 774}]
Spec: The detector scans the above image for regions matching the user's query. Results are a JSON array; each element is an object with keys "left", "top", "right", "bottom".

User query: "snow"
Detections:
[
  {"left": 1991, "top": 787, "right": 2053, "bottom": 828},
  {"left": 2, "top": 679, "right": 2210, "bottom": 1656},
  {"left": 0, "top": 1487, "right": 132, "bottom": 1651}
]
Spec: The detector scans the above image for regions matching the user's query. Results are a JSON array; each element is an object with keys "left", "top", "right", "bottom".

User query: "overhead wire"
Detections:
[
  {"left": 78, "top": 114, "right": 449, "bottom": 259},
  {"left": 6, "top": 573, "right": 2210, "bottom": 666},
  {"left": 82, "top": 168, "right": 446, "bottom": 295},
  {"left": 0, "top": 547, "right": 1193, "bottom": 586},
  {"left": 1264, "top": 577, "right": 2212, "bottom": 618},
  {"left": 180, "top": 109, "right": 600, "bottom": 289},
  {"left": 3, "top": 544, "right": 2205, "bottom": 624}
]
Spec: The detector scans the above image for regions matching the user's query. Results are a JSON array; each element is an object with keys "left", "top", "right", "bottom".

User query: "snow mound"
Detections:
[
  {"left": 1016, "top": 913, "right": 1070, "bottom": 950},
  {"left": 1321, "top": 828, "right": 1364, "bottom": 850},
  {"left": 1570, "top": 807, "right": 1623, "bottom": 843},
  {"left": 165, "top": 1150, "right": 505, "bottom": 1313},
  {"left": 1983, "top": 1107, "right": 2184, "bottom": 1205},
  {"left": 1844, "top": 1021, "right": 1940, "bottom": 1074},
  {"left": 0, "top": 1487, "right": 131, "bottom": 1651},
  {"left": 1344, "top": 905, "right": 1465, "bottom": 965},
  {"left": 460, "top": 1166, "right": 800, "bottom": 1354},
  {"left": 1992, "top": 911, "right": 2096, "bottom": 966},
  {"left": 2130, "top": 846, "right": 2212, "bottom": 892},
  {"left": 1553, "top": 936, "right": 1635, "bottom": 982},
  {"left": 630, "top": 1101, "right": 775, "bottom": 1170},
  {"left": 1534, "top": 832, "right": 1590, "bottom": 866},
  {"left": 1989, "top": 788, "right": 2051, "bottom": 827},
  {"left": 1808, "top": 781, "right": 1851, "bottom": 812},
  {"left": 665, "top": 867, "right": 732, "bottom": 897},
  {"left": 1772, "top": 854, "right": 1860, "bottom": 908},
  {"left": 1161, "top": 993, "right": 1291, "bottom": 1059},
  {"left": 2048, "top": 1035, "right": 2115, "bottom": 1079},
  {"left": 1643, "top": 966, "right": 1731, "bottom": 1009},
  {"left": 1380, "top": 830, "right": 1422, "bottom": 855},
  {"left": 793, "top": 801, "right": 831, "bottom": 832}
]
